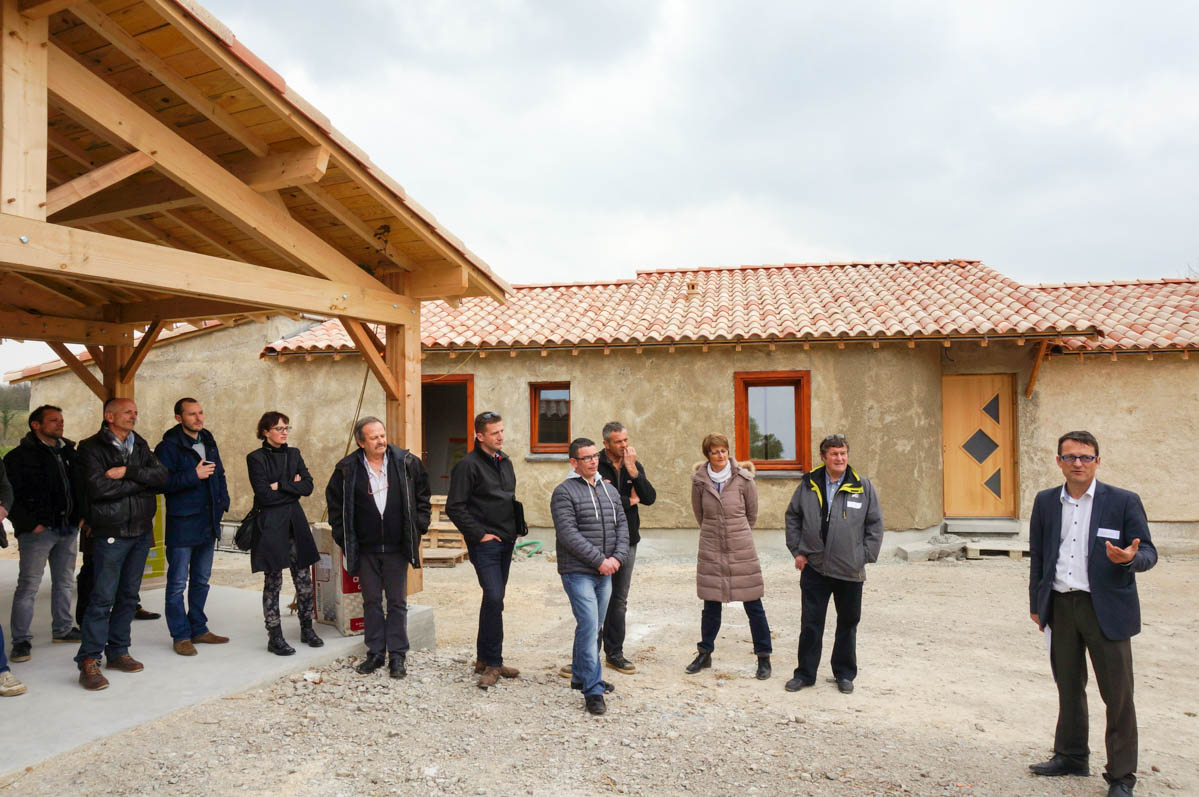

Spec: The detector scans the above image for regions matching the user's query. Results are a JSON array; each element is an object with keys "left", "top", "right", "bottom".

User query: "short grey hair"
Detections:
[
  {"left": 601, "top": 421, "right": 626, "bottom": 442},
  {"left": 354, "top": 416, "right": 386, "bottom": 442}
]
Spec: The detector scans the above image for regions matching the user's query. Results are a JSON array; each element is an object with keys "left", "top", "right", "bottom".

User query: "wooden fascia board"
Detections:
[
  {"left": 1, "top": 0, "right": 48, "bottom": 219},
  {"left": 68, "top": 3, "right": 270, "bottom": 158},
  {"left": 0, "top": 308, "right": 136, "bottom": 345},
  {"left": 45, "top": 45, "right": 387, "bottom": 294},
  {"left": 112, "top": 297, "right": 265, "bottom": 323},
  {"left": 341, "top": 317, "right": 401, "bottom": 401},
  {"left": 45, "top": 341, "right": 105, "bottom": 399},
  {"left": 0, "top": 215, "right": 416, "bottom": 324},
  {"left": 43, "top": 152, "right": 154, "bottom": 216},
  {"left": 231, "top": 146, "right": 329, "bottom": 192},
  {"left": 138, "top": 0, "right": 505, "bottom": 300},
  {"left": 49, "top": 180, "right": 197, "bottom": 225}
]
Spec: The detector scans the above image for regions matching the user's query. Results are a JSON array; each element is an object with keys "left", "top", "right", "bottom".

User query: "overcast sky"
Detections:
[{"left": 3, "top": 0, "right": 1197, "bottom": 376}]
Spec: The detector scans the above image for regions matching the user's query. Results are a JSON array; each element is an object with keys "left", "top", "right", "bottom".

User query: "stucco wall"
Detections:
[{"left": 425, "top": 343, "right": 945, "bottom": 531}]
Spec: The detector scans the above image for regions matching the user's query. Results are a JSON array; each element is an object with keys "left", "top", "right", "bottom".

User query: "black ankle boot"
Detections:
[
  {"left": 300, "top": 622, "right": 324, "bottom": 648},
  {"left": 684, "top": 648, "right": 712, "bottom": 674},
  {"left": 756, "top": 655, "right": 771, "bottom": 680},
  {"left": 267, "top": 627, "right": 295, "bottom": 656}
]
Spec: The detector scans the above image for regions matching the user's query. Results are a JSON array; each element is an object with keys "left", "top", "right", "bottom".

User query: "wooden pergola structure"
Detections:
[{"left": 0, "top": 0, "right": 509, "bottom": 455}]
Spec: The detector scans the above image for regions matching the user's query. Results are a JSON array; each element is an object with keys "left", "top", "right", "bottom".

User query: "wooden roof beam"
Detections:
[
  {"left": 111, "top": 297, "right": 267, "bottom": 323},
  {"left": 406, "top": 263, "right": 469, "bottom": 300},
  {"left": 0, "top": 271, "right": 101, "bottom": 319},
  {"left": 49, "top": 180, "right": 198, "bottom": 225},
  {"left": 2, "top": 0, "right": 48, "bottom": 219},
  {"left": 297, "top": 183, "right": 415, "bottom": 272},
  {"left": 162, "top": 209, "right": 251, "bottom": 263},
  {"left": 68, "top": 3, "right": 271, "bottom": 158},
  {"left": 0, "top": 308, "right": 136, "bottom": 345},
  {"left": 46, "top": 45, "right": 388, "bottom": 293},
  {"left": 46, "top": 341, "right": 105, "bottom": 400},
  {"left": 118, "top": 319, "right": 164, "bottom": 382},
  {"left": 231, "top": 146, "right": 329, "bottom": 192},
  {"left": 48, "top": 128, "right": 99, "bottom": 168},
  {"left": 44, "top": 151, "right": 154, "bottom": 216},
  {"left": 18, "top": 0, "right": 84, "bottom": 19},
  {"left": 341, "top": 317, "right": 401, "bottom": 401},
  {"left": 0, "top": 215, "right": 417, "bottom": 324}
]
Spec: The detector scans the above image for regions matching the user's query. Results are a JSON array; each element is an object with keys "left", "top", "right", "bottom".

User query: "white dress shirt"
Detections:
[
  {"left": 363, "top": 452, "right": 389, "bottom": 515},
  {"left": 1052, "top": 478, "right": 1097, "bottom": 593}
]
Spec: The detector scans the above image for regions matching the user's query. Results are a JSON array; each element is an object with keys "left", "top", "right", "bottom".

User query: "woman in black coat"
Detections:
[{"left": 246, "top": 411, "right": 322, "bottom": 655}]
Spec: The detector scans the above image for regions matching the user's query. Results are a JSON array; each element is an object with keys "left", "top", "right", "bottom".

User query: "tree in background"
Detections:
[{"left": 0, "top": 382, "right": 31, "bottom": 447}]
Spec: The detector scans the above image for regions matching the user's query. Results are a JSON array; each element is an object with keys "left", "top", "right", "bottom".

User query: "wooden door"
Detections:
[{"left": 942, "top": 374, "right": 1017, "bottom": 517}]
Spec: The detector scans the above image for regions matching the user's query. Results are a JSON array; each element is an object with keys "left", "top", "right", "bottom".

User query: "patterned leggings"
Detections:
[{"left": 262, "top": 542, "right": 314, "bottom": 630}]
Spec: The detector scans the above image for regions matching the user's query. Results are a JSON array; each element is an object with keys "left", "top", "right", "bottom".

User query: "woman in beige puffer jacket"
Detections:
[{"left": 685, "top": 433, "right": 772, "bottom": 680}]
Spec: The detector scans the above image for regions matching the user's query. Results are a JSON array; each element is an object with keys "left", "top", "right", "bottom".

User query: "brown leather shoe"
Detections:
[
  {"left": 473, "top": 659, "right": 519, "bottom": 678},
  {"left": 106, "top": 654, "right": 144, "bottom": 673},
  {"left": 191, "top": 632, "right": 229, "bottom": 644},
  {"left": 477, "top": 666, "right": 501, "bottom": 689},
  {"left": 79, "top": 658, "right": 109, "bottom": 691},
  {"left": 173, "top": 640, "right": 198, "bottom": 656}
]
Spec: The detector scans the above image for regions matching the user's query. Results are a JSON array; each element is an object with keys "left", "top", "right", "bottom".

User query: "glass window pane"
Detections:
[
  {"left": 537, "top": 388, "right": 570, "bottom": 444},
  {"left": 747, "top": 385, "right": 795, "bottom": 460}
]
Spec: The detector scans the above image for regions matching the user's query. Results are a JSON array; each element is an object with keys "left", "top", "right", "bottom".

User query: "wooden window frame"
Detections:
[
  {"left": 733, "top": 370, "right": 811, "bottom": 471},
  {"left": 529, "top": 381, "right": 571, "bottom": 453}
]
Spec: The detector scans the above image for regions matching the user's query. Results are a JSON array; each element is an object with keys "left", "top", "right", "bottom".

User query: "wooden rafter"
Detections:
[
  {"left": 18, "top": 0, "right": 83, "bottom": 18},
  {"left": 46, "top": 45, "right": 388, "bottom": 293},
  {"left": 68, "top": 3, "right": 271, "bottom": 158},
  {"left": 0, "top": 271, "right": 101, "bottom": 318},
  {"left": 118, "top": 319, "right": 164, "bottom": 382},
  {"left": 46, "top": 342, "right": 105, "bottom": 400},
  {"left": 48, "top": 128, "right": 98, "bottom": 168},
  {"left": 49, "top": 179, "right": 196, "bottom": 225},
  {"left": 1, "top": 0, "right": 48, "bottom": 219},
  {"left": 163, "top": 209, "right": 250, "bottom": 262},
  {"left": 43, "top": 151, "right": 154, "bottom": 215},
  {"left": 0, "top": 308, "right": 135, "bottom": 345},
  {"left": 297, "top": 182, "right": 414, "bottom": 272},
  {"left": 0, "top": 215, "right": 417, "bottom": 324},
  {"left": 120, "top": 216, "right": 189, "bottom": 249},
  {"left": 112, "top": 297, "right": 266, "bottom": 323},
  {"left": 231, "top": 146, "right": 329, "bottom": 192},
  {"left": 341, "top": 317, "right": 401, "bottom": 401}
]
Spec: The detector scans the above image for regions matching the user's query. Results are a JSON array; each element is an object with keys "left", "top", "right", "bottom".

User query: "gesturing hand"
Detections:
[{"left": 1105, "top": 538, "right": 1140, "bottom": 564}]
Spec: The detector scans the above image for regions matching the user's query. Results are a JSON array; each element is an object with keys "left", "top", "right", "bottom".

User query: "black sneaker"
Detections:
[
  {"left": 52, "top": 627, "right": 83, "bottom": 643},
  {"left": 585, "top": 694, "right": 607, "bottom": 715},
  {"left": 570, "top": 679, "right": 615, "bottom": 694},
  {"left": 10, "top": 641, "right": 31, "bottom": 662},
  {"left": 605, "top": 655, "right": 636, "bottom": 674}
]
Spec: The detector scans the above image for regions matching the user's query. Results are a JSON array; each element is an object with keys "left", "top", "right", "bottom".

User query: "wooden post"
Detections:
[
  {"left": 1, "top": 0, "right": 49, "bottom": 219},
  {"left": 382, "top": 273, "right": 423, "bottom": 594},
  {"left": 99, "top": 344, "right": 135, "bottom": 400}
]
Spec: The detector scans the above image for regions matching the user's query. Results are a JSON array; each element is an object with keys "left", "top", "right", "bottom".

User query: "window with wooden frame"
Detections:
[
  {"left": 733, "top": 371, "right": 811, "bottom": 470},
  {"left": 530, "top": 382, "right": 571, "bottom": 453}
]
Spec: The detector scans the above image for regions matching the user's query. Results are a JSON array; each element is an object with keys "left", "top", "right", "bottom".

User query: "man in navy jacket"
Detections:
[
  {"left": 155, "top": 398, "right": 230, "bottom": 656},
  {"left": 1027, "top": 431, "right": 1156, "bottom": 797}
]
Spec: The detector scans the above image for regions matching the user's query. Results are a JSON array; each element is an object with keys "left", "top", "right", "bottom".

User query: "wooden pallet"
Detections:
[
  {"left": 423, "top": 547, "right": 470, "bottom": 567},
  {"left": 965, "top": 541, "right": 1028, "bottom": 560}
]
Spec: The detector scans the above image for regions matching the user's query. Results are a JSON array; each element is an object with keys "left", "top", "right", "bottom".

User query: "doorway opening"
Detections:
[{"left": 421, "top": 374, "right": 474, "bottom": 494}]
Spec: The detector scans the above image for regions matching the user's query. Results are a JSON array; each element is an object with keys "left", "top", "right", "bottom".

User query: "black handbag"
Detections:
[
  {"left": 513, "top": 498, "right": 529, "bottom": 537},
  {"left": 233, "top": 505, "right": 259, "bottom": 551}
]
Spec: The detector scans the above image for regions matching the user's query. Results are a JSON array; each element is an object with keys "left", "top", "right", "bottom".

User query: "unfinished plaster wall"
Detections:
[
  {"left": 1018, "top": 354, "right": 1198, "bottom": 521},
  {"left": 424, "top": 342, "right": 944, "bottom": 531}
]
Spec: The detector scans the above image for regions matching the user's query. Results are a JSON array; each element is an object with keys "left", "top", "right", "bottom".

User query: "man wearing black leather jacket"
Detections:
[{"left": 73, "top": 398, "right": 168, "bottom": 691}]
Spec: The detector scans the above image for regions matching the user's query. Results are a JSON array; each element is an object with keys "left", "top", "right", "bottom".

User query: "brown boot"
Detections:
[
  {"left": 191, "top": 632, "right": 229, "bottom": 644},
  {"left": 79, "top": 658, "right": 109, "bottom": 691},
  {"left": 173, "top": 640, "right": 198, "bottom": 656},
  {"left": 106, "top": 654, "right": 144, "bottom": 673},
  {"left": 477, "top": 666, "right": 501, "bottom": 689},
  {"left": 473, "top": 659, "right": 520, "bottom": 678}
]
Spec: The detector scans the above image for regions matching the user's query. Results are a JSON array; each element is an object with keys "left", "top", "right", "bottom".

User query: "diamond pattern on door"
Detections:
[
  {"left": 962, "top": 429, "right": 998, "bottom": 464},
  {"left": 983, "top": 394, "right": 1000, "bottom": 424},
  {"left": 983, "top": 468, "right": 1002, "bottom": 498}
]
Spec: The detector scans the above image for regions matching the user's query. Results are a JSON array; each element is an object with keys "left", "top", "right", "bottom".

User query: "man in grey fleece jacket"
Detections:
[
  {"left": 551, "top": 437, "right": 629, "bottom": 715},
  {"left": 783, "top": 434, "right": 883, "bottom": 695}
]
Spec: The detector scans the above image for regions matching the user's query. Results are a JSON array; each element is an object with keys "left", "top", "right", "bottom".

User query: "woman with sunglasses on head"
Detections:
[{"left": 246, "top": 411, "right": 322, "bottom": 655}]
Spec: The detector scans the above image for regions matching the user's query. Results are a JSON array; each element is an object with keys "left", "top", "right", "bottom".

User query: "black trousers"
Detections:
[
  {"left": 467, "top": 539, "right": 514, "bottom": 667},
  {"left": 795, "top": 566, "right": 863, "bottom": 683},
  {"left": 359, "top": 550, "right": 410, "bottom": 657},
  {"left": 1049, "top": 591, "right": 1137, "bottom": 788},
  {"left": 602, "top": 543, "right": 637, "bottom": 659}
]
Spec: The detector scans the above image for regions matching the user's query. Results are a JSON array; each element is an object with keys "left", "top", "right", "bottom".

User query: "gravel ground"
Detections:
[{"left": 3, "top": 541, "right": 1196, "bottom": 796}]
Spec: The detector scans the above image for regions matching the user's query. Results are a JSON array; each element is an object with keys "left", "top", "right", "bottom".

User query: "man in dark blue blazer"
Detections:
[{"left": 1027, "top": 431, "right": 1157, "bottom": 797}]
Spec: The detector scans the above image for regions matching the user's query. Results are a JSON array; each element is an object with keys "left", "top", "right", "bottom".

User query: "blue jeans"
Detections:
[
  {"left": 11, "top": 523, "right": 78, "bottom": 642},
  {"left": 699, "top": 598, "right": 773, "bottom": 655},
  {"left": 165, "top": 541, "right": 215, "bottom": 642},
  {"left": 75, "top": 532, "right": 151, "bottom": 664},
  {"left": 468, "top": 539, "right": 514, "bottom": 667},
  {"left": 561, "top": 572, "right": 612, "bottom": 697},
  {"left": 0, "top": 621, "right": 9, "bottom": 673}
]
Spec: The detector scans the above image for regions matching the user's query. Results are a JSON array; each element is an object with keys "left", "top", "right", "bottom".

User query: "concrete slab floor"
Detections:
[{"left": 0, "top": 560, "right": 428, "bottom": 776}]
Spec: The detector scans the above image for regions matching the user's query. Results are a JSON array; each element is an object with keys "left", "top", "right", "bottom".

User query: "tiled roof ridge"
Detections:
[
  {"left": 635, "top": 259, "right": 982, "bottom": 277},
  {"left": 1032, "top": 277, "right": 1199, "bottom": 289}
]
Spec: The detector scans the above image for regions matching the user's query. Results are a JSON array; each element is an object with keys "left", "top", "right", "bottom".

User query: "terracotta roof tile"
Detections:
[{"left": 1033, "top": 279, "right": 1199, "bottom": 351}]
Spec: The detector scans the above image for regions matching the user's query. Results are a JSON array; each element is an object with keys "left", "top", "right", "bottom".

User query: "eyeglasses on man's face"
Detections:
[
  {"left": 573, "top": 454, "right": 599, "bottom": 463},
  {"left": 1058, "top": 454, "right": 1096, "bottom": 464}
]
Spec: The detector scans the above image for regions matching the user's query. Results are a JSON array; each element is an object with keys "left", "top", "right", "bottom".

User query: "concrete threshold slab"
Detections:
[{"left": 0, "top": 560, "right": 429, "bottom": 776}]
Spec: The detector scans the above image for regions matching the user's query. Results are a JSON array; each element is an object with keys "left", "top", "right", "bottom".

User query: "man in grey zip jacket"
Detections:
[
  {"left": 551, "top": 437, "right": 629, "bottom": 715},
  {"left": 783, "top": 434, "right": 883, "bottom": 695}
]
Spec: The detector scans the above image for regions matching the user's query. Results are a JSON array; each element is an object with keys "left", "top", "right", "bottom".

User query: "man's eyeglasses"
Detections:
[
  {"left": 270, "top": 425, "right": 293, "bottom": 433},
  {"left": 1059, "top": 454, "right": 1097, "bottom": 464},
  {"left": 573, "top": 454, "right": 599, "bottom": 462}
]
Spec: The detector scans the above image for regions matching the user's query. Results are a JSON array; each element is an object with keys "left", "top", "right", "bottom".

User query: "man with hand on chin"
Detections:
[{"left": 1028, "top": 431, "right": 1156, "bottom": 797}]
